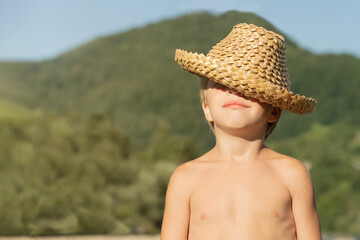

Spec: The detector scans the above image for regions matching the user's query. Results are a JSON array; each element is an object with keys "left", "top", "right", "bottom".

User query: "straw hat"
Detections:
[{"left": 175, "top": 23, "right": 316, "bottom": 114}]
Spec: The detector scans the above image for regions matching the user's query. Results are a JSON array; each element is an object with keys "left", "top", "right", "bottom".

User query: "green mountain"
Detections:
[
  {"left": 0, "top": 11, "right": 359, "bottom": 235},
  {"left": 0, "top": 99, "right": 33, "bottom": 119},
  {"left": 2, "top": 11, "right": 359, "bottom": 149}
]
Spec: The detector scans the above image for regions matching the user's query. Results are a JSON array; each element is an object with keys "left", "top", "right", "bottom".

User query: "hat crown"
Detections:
[{"left": 207, "top": 23, "right": 290, "bottom": 90}]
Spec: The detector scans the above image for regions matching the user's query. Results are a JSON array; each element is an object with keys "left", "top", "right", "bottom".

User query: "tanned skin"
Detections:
[{"left": 161, "top": 82, "right": 322, "bottom": 240}]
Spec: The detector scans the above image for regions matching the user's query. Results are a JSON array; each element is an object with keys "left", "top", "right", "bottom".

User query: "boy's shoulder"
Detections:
[
  {"left": 169, "top": 151, "right": 216, "bottom": 185},
  {"left": 264, "top": 149, "right": 313, "bottom": 196},
  {"left": 267, "top": 149, "right": 310, "bottom": 177},
  {"left": 265, "top": 148, "right": 309, "bottom": 170},
  {"left": 170, "top": 154, "right": 208, "bottom": 178},
  {"left": 166, "top": 156, "right": 207, "bottom": 200}
]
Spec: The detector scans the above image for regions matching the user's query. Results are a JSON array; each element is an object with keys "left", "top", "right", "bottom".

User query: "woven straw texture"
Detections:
[{"left": 175, "top": 23, "right": 316, "bottom": 114}]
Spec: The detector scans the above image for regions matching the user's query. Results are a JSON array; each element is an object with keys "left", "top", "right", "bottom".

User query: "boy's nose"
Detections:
[
  {"left": 225, "top": 88, "right": 237, "bottom": 96},
  {"left": 225, "top": 88, "right": 251, "bottom": 101}
]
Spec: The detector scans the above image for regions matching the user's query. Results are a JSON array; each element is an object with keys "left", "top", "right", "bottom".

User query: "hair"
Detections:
[{"left": 199, "top": 77, "right": 280, "bottom": 140}]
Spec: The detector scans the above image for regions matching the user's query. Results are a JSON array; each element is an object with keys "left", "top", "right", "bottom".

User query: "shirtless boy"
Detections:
[{"left": 161, "top": 23, "right": 321, "bottom": 240}]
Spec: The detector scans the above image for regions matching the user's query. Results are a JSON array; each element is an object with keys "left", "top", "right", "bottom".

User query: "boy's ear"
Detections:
[
  {"left": 202, "top": 101, "right": 213, "bottom": 122},
  {"left": 268, "top": 107, "right": 282, "bottom": 123}
]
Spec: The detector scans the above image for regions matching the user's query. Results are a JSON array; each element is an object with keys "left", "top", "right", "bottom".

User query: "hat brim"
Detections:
[{"left": 175, "top": 49, "right": 316, "bottom": 114}]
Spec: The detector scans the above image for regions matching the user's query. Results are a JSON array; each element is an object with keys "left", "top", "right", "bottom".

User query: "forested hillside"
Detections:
[
  {"left": 1, "top": 11, "right": 358, "bottom": 148},
  {"left": 0, "top": 11, "right": 359, "bottom": 235}
]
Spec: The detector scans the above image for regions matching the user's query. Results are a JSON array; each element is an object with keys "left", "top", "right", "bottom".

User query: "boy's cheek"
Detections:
[{"left": 202, "top": 104, "right": 213, "bottom": 122}]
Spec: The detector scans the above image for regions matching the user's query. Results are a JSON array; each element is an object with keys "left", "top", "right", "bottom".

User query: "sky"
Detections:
[{"left": 0, "top": 0, "right": 359, "bottom": 61}]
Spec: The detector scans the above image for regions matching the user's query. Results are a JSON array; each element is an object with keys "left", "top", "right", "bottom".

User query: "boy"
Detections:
[{"left": 161, "top": 23, "right": 321, "bottom": 240}]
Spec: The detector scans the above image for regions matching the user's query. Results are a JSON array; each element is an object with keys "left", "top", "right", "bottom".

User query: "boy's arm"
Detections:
[
  {"left": 161, "top": 164, "right": 192, "bottom": 240},
  {"left": 286, "top": 160, "right": 322, "bottom": 240}
]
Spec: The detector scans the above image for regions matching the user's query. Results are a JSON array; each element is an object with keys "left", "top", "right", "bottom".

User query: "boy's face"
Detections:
[{"left": 202, "top": 81, "right": 281, "bottom": 135}]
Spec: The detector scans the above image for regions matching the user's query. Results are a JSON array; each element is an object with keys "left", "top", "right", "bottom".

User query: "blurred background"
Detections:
[{"left": 0, "top": 0, "right": 359, "bottom": 238}]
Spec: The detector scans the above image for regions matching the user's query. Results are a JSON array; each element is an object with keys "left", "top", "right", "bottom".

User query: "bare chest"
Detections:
[{"left": 189, "top": 164, "right": 294, "bottom": 238}]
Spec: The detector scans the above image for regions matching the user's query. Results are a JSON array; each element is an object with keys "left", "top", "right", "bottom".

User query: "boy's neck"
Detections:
[{"left": 212, "top": 126, "right": 266, "bottom": 163}]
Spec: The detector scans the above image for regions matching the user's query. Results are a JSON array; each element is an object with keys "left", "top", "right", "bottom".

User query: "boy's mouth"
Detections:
[{"left": 223, "top": 101, "right": 249, "bottom": 109}]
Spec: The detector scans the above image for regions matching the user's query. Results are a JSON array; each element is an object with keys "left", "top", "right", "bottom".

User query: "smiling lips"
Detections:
[{"left": 223, "top": 101, "right": 249, "bottom": 109}]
